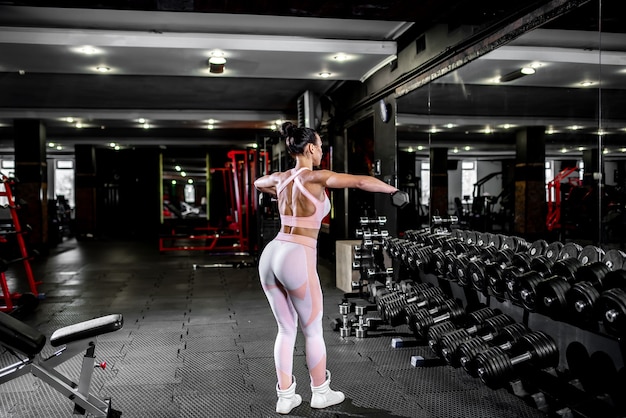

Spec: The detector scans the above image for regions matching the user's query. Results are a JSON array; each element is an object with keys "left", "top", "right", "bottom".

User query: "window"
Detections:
[
  {"left": 54, "top": 160, "right": 75, "bottom": 207},
  {"left": 461, "top": 161, "right": 477, "bottom": 203},
  {"left": 545, "top": 161, "right": 554, "bottom": 201},
  {"left": 420, "top": 162, "right": 430, "bottom": 207}
]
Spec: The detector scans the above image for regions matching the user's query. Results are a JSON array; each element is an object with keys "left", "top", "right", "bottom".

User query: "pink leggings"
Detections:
[{"left": 258, "top": 232, "right": 327, "bottom": 389}]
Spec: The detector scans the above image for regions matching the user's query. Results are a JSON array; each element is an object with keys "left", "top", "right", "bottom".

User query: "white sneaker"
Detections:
[
  {"left": 310, "top": 370, "right": 345, "bottom": 409},
  {"left": 276, "top": 376, "right": 302, "bottom": 414}
]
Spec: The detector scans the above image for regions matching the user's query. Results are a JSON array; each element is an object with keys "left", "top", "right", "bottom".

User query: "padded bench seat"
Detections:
[
  {"left": 50, "top": 314, "right": 123, "bottom": 347},
  {"left": 0, "top": 311, "right": 46, "bottom": 357}
]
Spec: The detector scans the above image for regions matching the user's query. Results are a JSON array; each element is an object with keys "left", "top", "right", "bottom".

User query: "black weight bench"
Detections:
[{"left": 0, "top": 311, "right": 124, "bottom": 417}]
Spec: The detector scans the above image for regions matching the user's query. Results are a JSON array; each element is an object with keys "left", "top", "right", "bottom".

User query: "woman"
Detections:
[{"left": 255, "top": 122, "right": 399, "bottom": 414}]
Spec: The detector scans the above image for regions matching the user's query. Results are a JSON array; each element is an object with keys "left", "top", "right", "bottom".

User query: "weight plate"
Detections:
[
  {"left": 545, "top": 241, "right": 564, "bottom": 263},
  {"left": 528, "top": 239, "right": 548, "bottom": 257},
  {"left": 560, "top": 242, "right": 583, "bottom": 260},
  {"left": 464, "top": 230, "right": 479, "bottom": 246},
  {"left": 596, "top": 287, "right": 626, "bottom": 336},
  {"left": 567, "top": 281, "right": 601, "bottom": 321},
  {"left": 578, "top": 245, "right": 605, "bottom": 265},
  {"left": 488, "top": 234, "right": 503, "bottom": 250},
  {"left": 602, "top": 249, "right": 626, "bottom": 272}
]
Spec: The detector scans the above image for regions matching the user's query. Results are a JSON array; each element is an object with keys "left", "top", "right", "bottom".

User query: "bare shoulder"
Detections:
[{"left": 307, "top": 169, "right": 334, "bottom": 182}]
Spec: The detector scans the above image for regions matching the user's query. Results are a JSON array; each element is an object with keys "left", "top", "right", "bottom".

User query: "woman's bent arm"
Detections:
[{"left": 254, "top": 173, "right": 280, "bottom": 196}]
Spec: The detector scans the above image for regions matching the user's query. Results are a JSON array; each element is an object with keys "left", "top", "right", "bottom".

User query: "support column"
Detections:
[
  {"left": 74, "top": 144, "right": 97, "bottom": 240},
  {"left": 582, "top": 147, "right": 601, "bottom": 242},
  {"left": 374, "top": 98, "right": 398, "bottom": 235},
  {"left": 514, "top": 127, "right": 546, "bottom": 240},
  {"left": 430, "top": 147, "right": 448, "bottom": 221},
  {"left": 13, "top": 119, "right": 48, "bottom": 251}
]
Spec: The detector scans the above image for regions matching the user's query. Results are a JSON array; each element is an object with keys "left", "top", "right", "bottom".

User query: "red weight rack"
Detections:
[{"left": 0, "top": 174, "right": 42, "bottom": 312}]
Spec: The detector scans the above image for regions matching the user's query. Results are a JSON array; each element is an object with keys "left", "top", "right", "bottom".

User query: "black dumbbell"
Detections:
[
  {"left": 409, "top": 299, "right": 465, "bottom": 339},
  {"left": 475, "top": 330, "right": 559, "bottom": 388},
  {"left": 439, "top": 314, "right": 516, "bottom": 365},
  {"left": 504, "top": 255, "right": 556, "bottom": 305},
  {"left": 454, "top": 246, "right": 498, "bottom": 287},
  {"left": 533, "top": 258, "right": 595, "bottom": 318},
  {"left": 568, "top": 268, "right": 626, "bottom": 323},
  {"left": 595, "top": 287, "right": 626, "bottom": 336},
  {"left": 427, "top": 306, "right": 497, "bottom": 355},
  {"left": 602, "top": 249, "right": 626, "bottom": 272},
  {"left": 391, "top": 190, "right": 410, "bottom": 208},
  {"left": 386, "top": 288, "right": 446, "bottom": 326},
  {"left": 426, "top": 306, "right": 497, "bottom": 355},
  {"left": 457, "top": 322, "right": 529, "bottom": 376}
]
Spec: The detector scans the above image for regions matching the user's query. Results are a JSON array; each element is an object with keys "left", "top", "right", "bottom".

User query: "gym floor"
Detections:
[{"left": 0, "top": 239, "right": 547, "bottom": 418}]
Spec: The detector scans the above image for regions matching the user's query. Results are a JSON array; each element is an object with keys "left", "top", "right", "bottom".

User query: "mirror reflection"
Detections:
[{"left": 396, "top": 0, "right": 625, "bottom": 248}]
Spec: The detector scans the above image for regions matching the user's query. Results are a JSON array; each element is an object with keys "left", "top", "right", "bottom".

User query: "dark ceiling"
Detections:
[{"left": 0, "top": 0, "right": 623, "bottom": 160}]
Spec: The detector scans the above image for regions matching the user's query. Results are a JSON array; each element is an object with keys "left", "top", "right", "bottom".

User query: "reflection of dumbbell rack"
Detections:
[
  {"left": 431, "top": 215, "right": 459, "bottom": 233},
  {"left": 0, "top": 174, "right": 43, "bottom": 313},
  {"left": 352, "top": 216, "right": 392, "bottom": 296}
]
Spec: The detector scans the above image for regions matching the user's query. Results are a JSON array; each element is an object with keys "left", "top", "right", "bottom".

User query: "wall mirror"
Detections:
[{"left": 396, "top": 0, "right": 625, "bottom": 248}]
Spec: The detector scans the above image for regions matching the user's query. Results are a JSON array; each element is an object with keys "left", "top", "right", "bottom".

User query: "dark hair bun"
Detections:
[{"left": 281, "top": 121, "right": 295, "bottom": 138}]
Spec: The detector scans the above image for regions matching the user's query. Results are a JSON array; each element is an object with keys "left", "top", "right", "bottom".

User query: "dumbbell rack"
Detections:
[
  {"left": 0, "top": 174, "right": 42, "bottom": 313},
  {"left": 332, "top": 216, "right": 395, "bottom": 339},
  {"left": 382, "top": 227, "right": 626, "bottom": 417},
  {"left": 351, "top": 216, "right": 392, "bottom": 295}
]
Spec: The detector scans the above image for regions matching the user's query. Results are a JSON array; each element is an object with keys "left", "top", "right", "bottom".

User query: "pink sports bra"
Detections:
[{"left": 277, "top": 167, "right": 331, "bottom": 229}]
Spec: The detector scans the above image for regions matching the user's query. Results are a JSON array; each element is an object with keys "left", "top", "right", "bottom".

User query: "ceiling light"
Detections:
[
  {"left": 318, "top": 72, "right": 331, "bottom": 78},
  {"left": 498, "top": 67, "right": 534, "bottom": 83},
  {"left": 138, "top": 118, "right": 145, "bottom": 124},
  {"left": 48, "top": 142, "right": 55, "bottom": 147},
  {"left": 208, "top": 51, "right": 227, "bottom": 74},
  {"left": 464, "top": 146, "right": 471, "bottom": 151},
  {"left": 96, "top": 66, "right": 110, "bottom": 73},
  {"left": 580, "top": 81, "right": 594, "bottom": 86},
  {"left": 75, "top": 122, "right": 83, "bottom": 129},
  {"left": 142, "top": 122, "right": 150, "bottom": 129},
  {"left": 452, "top": 147, "right": 459, "bottom": 153},
  {"left": 207, "top": 124, "right": 214, "bottom": 130},
  {"left": 78, "top": 46, "right": 97, "bottom": 55},
  {"left": 333, "top": 53, "right": 349, "bottom": 61},
  {"left": 207, "top": 118, "right": 215, "bottom": 124}
]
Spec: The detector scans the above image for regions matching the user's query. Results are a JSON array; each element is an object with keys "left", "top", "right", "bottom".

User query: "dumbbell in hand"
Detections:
[{"left": 391, "top": 190, "right": 410, "bottom": 209}]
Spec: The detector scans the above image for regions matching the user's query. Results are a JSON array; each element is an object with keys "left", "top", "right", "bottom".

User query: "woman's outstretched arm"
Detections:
[{"left": 320, "top": 170, "right": 398, "bottom": 194}]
